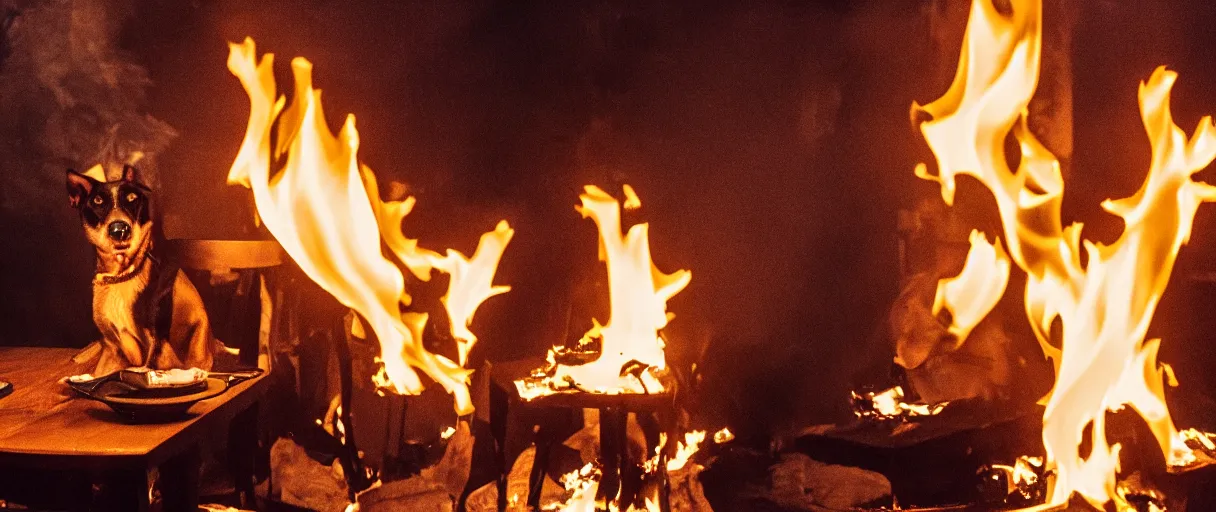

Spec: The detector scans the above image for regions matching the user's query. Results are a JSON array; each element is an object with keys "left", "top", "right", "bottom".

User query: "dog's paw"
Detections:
[{"left": 63, "top": 373, "right": 95, "bottom": 384}]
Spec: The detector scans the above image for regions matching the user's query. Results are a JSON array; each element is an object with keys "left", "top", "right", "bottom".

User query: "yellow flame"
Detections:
[
  {"left": 543, "top": 462, "right": 602, "bottom": 512},
  {"left": 667, "top": 430, "right": 706, "bottom": 472},
  {"left": 913, "top": 0, "right": 1216, "bottom": 508},
  {"left": 225, "top": 38, "right": 512, "bottom": 415},
  {"left": 932, "top": 230, "right": 1011, "bottom": 343},
  {"left": 430, "top": 220, "right": 515, "bottom": 366},
  {"left": 521, "top": 185, "right": 690, "bottom": 397}
]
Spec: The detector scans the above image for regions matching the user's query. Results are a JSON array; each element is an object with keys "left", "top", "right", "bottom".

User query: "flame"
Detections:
[
  {"left": 517, "top": 185, "right": 690, "bottom": 398},
  {"left": 666, "top": 430, "right": 706, "bottom": 472},
  {"left": 543, "top": 462, "right": 602, "bottom": 512},
  {"left": 912, "top": 0, "right": 1216, "bottom": 508},
  {"left": 225, "top": 38, "right": 512, "bottom": 415},
  {"left": 932, "top": 230, "right": 1011, "bottom": 343},
  {"left": 991, "top": 455, "right": 1046, "bottom": 497},
  {"left": 431, "top": 220, "right": 515, "bottom": 366},
  {"left": 713, "top": 427, "right": 735, "bottom": 444}
]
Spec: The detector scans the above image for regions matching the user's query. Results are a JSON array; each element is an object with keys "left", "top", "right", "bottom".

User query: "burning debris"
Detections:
[
  {"left": 981, "top": 455, "right": 1050, "bottom": 507},
  {"left": 224, "top": 38, "right": 513, "bottom": 415},
  {"left": 540, "top": 425, "right": 729, "bottom": 512},
  {"left": 515, "top": 185, "right": 691, "bottom": 400},
  {"left": 911, "top": 0, "right": 1216, "bottom": 508},
  {"left": 851, "top": 385, "right": 947, "bottom": 421},
  {"left": 712, "top": 428, "right": 734, "bottom": 445}
]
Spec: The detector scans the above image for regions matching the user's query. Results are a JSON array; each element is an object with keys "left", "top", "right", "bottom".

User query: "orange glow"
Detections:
[
  {"left": 913, "top": 0, "right": 1216, "bottom": 508},
  {"left": 225, "top": 38, "right": 512, "bottom": 415},
  {"left": 517, "top": 185, "right": 690, "bottom": 399}
]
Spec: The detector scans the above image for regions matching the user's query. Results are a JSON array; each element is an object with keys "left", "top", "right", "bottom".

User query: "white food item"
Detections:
[{"left": 145, "top": 368, "right": 207, "bottom": 387}]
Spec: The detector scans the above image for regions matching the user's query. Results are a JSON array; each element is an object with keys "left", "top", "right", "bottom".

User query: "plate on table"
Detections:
[{"left": 78, "top": 378, "right": 228, "bottom": 423}]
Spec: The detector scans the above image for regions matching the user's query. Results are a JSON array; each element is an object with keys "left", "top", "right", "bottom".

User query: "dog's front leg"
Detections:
[
  {"left": 93, "top": 344, "right": 126, "bottom": 377},
  {"left": 71, "top": 341, "right": 103, "bottom": 364}
]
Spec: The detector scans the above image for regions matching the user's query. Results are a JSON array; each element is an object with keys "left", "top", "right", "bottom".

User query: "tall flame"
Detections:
[
  {"left": 912, "top": 0, "right": 1216, "bottom": 508},
  {"left": 547, "top": 185, "right": 691, "bottom": 395},
  {"left": 225, "top": 38, "right": 513, "bottom": 415}
]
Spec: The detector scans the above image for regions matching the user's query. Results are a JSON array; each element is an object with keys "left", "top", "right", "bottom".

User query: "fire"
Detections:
[
  {"left": 712, "top": 427, "right": 735, "bottom": 444},
  {"left": 542, "top": 462, "right": 602, "bottom": 512},
  {"left": 517, "top": 185, "right": 690, "bottom": 398},
  {"left": 547, "top": 427, "right": 725, "bottom": 512},
  {"left": 851, "top": 385, "right": 947, "bottom": 420},
  {"left": 912, "top": 0, "right": 1216, "bottom": 508},
  {"left": 225, "top": 38, "right": 513, "bottom": 415},
  {"left": 931, "top": 230, "right": 1010, "bottom": 344}
]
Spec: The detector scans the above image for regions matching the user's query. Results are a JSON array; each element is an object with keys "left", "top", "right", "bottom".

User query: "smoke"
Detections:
[
  {"left": 0, "top": 0, "right": 175, "bottom": 193},
  {"left": 0, "top": 0, "right": 175, "bottom": 346}
]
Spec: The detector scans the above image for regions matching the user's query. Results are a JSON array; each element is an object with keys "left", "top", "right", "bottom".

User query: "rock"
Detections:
[
  {"left": 354, "top": 478, "right": 452, "bottom": 512},
  {"left": 768, "top": 453, "right": 891, "bottom": 511},
  {"left": 506, "top": 446, "right": 537, "bottom": 509},
  {"left": 669, "top": 465, "right": 714, "bottom": 512},
  {"left": 353, "top": 420, "right": 475, "bottom": 511},
  {"left": 464, "top": 482, "right": 498, "bottom": 512},
  {"left": 421, "top": 420, "right": 474, "bottom": 495},
  {"left": 269, "top": 437, "right": 350, "bottom": 512}
]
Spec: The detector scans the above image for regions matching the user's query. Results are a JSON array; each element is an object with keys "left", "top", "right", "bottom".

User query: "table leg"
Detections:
[
  {"left": 229, "top": 401, "right": 260, "bottom": 507},
  {"left": 597, "top": 407, "right": 627, "bottom": 504},
  {"left": 159, "top": 444, "right": 201, "bottom": 512},
  {"left": 526, "top": 423, "right": 555, "bottom": 509}
]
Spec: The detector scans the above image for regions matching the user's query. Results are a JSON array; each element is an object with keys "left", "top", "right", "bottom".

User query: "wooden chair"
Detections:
[{"left": 165, "top": 238, "right": 283, "bottom": 509}]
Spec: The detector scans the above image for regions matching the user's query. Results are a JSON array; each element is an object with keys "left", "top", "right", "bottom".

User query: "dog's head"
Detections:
[{"left": 67, "top": 165, "right": 154, "bottom": 275}]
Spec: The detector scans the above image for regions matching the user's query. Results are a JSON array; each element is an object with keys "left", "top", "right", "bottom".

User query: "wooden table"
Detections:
[{"left": 0, "top": 347, "right": 268, "bottom": 510}]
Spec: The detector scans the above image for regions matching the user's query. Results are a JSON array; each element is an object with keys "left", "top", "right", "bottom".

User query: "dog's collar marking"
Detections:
[
  {"left": 94, "top": 255, "right": 150, "bottom": 285},
  {"left": 94, "top": 239, "right": 153, "bottom": 286}
]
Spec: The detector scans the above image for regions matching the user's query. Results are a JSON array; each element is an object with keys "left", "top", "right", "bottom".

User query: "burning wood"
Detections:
[
  {"left": 224, "top": 38, "right": 513, "bottom": 415},
  {"left": 912, "top": 0, "right": 1216, "bottom": 508},
  {"left": 850, "top": 385, "right": 948, "bottom": 421},
  {"left": 515, "top": 185, "right": 690, "bottom": 400},
  {"left": 540, "top": 425, "right": 728, "bottom": 512}
]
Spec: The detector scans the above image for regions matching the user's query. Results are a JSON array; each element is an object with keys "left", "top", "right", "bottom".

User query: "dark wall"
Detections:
[
  {"left": 117, "top": 0, "right": 935, "bottom": 432},
  {"left": 6, "top": 0, "right": 1216, "bottom": 435}
]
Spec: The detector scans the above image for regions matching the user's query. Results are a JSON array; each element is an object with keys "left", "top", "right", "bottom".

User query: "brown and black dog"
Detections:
[{"left": 67, "top": 165, "right": 225, "bottom": 377}]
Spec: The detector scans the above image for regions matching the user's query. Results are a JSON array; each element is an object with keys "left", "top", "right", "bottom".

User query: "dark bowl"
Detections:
[{"left": 98, "top": 378, "right": 227, "bottom": 423}]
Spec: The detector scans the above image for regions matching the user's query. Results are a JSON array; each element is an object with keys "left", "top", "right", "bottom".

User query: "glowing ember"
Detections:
[
  {"left": 225, "top": 38, "right": 512, "bottom": 415},
  {"left": 713, "top": 427, "right": 735, "bottom": 444},
  {"left": 912, "top": 0, "right": 1216, "bottom": 507},
  {"left": 543, "top": 462, "right": 602, "bottom": 512},
  {"left": 851, "top": 385, "right": 947, "bottom": 420},
  {"left": 990, "top": 455, "right": 1047, "bottom": 500},
  {"left": 516, "top": 185, "right": 690, "bottom": 399}
]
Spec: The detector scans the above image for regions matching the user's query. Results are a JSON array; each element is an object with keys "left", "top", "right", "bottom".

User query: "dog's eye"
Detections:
[
  {"left": 91, "top": 196, "right": 104, "bottom": 206},
  {"left": 125, "top": 192, "right": 138, "bottom": 203}
]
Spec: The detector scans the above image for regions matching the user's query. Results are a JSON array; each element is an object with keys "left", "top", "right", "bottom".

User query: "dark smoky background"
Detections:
[{"left": 5, "top": 0, "right": 1216, "bottom": 436}]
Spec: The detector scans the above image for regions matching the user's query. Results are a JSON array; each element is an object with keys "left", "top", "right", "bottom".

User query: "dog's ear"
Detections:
[
  {"left": 121, "top": 164, "right": 141, "bottom": 184},
  {"left": 66, "top": 169, "right": 98, "bottom": 209}
]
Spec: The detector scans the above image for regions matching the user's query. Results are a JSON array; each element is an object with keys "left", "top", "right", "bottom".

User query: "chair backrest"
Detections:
[{"left": 164, "top": 239, "right": 284, "bottom": 369}]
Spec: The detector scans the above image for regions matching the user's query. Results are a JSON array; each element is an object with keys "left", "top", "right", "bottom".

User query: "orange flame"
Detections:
[
  {"left": 225, "top": 38, "right": 512, "bottom": 415},
  {"left": 932, "top": 230, "right": 1011, "bottom": 343},
  {"left": 913, "top": 0, "right": 1216, "bottom": 508},
  {"left": 517, "top": 185, "right": 690, "bottom": 398}
]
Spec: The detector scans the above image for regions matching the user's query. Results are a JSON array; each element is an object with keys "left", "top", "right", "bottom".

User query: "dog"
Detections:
[{"left": 67, "top": 165, "right": 224, "bottom": 377}]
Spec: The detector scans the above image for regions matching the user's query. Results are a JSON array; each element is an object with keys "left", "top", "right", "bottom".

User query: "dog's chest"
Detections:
[{"left": 93, "top": 275, "right": 150, "bottom": 338}]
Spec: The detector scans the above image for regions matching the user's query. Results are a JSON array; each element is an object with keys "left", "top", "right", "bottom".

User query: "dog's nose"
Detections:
[{"left": 107, "top": 221, "right": 132, "bottom": 242}]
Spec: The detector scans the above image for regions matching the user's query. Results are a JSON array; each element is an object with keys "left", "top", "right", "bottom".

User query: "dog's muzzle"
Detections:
[{"left": 107, "top": 221, "right": 132, "bottom": 242}]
